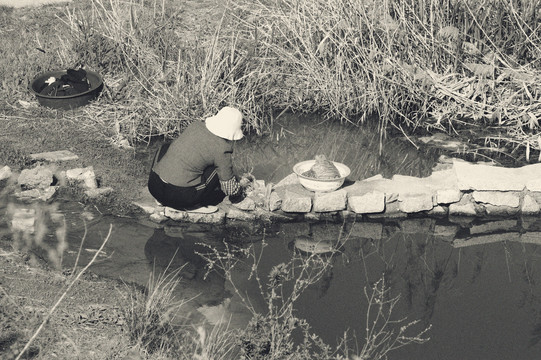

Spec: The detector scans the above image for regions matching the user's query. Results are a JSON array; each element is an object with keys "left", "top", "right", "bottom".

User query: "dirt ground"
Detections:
[{"left": 0, "top": 244, "right": 140, "bottom": 359}]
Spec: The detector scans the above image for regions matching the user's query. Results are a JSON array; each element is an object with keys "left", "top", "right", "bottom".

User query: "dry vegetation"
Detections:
[{"left": 3, "top": 0, "right": 540, "bottom": 160}]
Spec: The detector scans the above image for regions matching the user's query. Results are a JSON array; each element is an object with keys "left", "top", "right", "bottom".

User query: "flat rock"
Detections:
[
  {"left": 268, "top": 191, "right": 282, "bottom": 211},
  {"left": 426, "top": 205, "right": 448, "bottom": 217},
  {"left": 472, "top": 191, "right": 520, "bottom": 207},
  {"left": 30, "top": 150, "right": 78, "bottom": 162},
  {"left": 390, "top": 174, "right": 434, "bottom": 196},
  {"left": 275, "top": 173, "right": 299, "bottom": 188},
  {"left": 368, "top": 201, "right": 407, "bottom": 219},
  {"left": 484, "top": 204, "right": 519, "bottom": 216},
  {"left": 525, "top": 179, "right": 541, "bottom": 192},
  {"left": 66, "top": 167, "right": 97, "bottom": 190},
  {"left": 18, "top": 165, "right": 54, "bottom": 190},
  {"left": 149, "top": 212, "right": 167, "bottom": 223},
  {"left": 226, "top": 205, "right": 258, "bottom": 221},
  {"left": 164, "top": 207, "right": 225, "bottom": 224},
  {"left": 232, "top": 197, "right": 256, "bottom": 211},
  {"left": 453, "top": 160, "right": 541, "bottom": 191}
]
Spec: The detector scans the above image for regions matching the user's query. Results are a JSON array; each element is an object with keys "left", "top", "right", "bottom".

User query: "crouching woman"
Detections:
[{"left": 148, "top": 107, "right": 245, "bottom": 214}]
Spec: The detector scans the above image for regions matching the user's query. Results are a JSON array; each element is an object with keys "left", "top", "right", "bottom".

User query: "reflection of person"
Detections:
[
  {"left": 147, "top": 107, "right": 245, "bottom": 213},
  {"left": 144, "top": 228, "right": 228, "bottom": 305}
]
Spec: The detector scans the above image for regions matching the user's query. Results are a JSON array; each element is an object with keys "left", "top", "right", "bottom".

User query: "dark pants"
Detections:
[{"left": 147, "top": 143, "right": 225, "bottom": 210}]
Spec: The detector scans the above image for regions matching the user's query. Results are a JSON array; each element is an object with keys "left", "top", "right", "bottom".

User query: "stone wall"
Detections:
[
  {"left": 133, "top": 157, "right": 541, "bottom": 225},
  {"left": 4, "top": 150, "right": 541, "bottom": 226}
]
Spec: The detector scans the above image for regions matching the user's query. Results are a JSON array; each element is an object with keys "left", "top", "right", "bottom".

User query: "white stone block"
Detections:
[
  {"left": 226, "top": 206, "right": 257, "bottom": 221},
  {"left": 472, "top": 191, "right": 520, "bottom": 207},
  {"left": 149, "top": 213, "right": 167, "bottom": 223},
  {"left": 484, "top": 204, "right": 519, "bottom": 216},
  {"left": 313, "top": 189, "right": 347, "bottom": 212},
  {"left": 436, "top": 189, "right": 462, "bottom": 204},
  {"left": 398, "top": 194, "right": 434, "bottom": 213},
  {"left": 525, "top": 179, "right": 541, "bottom": 192},
  {"left": 348, "top": 191, "right": 385, "bottom": 214},
  {"left": 449, "top": 200, "right": 477, "bottom": 216},
  {"left": 281, "top": 189, "right": 312, "bottom": 213}
]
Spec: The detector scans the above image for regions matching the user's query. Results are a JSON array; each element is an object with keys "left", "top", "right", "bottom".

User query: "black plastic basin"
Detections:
[{"left": 29, "top": 69, "right": 103, "bottom": 110}]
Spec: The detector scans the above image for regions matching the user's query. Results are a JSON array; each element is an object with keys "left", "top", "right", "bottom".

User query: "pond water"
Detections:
[
  {"left": 3, "top": 117, "right": 541, "bottom": 359},
  {"left": 20, "top": 207, "right": 541, "bottom": 360},
  {"left": 232, "top": 114, "right": 440, "bottom": 182}
]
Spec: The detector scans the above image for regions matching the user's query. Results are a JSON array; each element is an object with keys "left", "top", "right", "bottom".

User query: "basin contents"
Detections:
[
  {"left": 293, "top": 157, "right": 350, "bottom": 192},
  {"left": 302, "top": 154, "right": 340, "bottom": 179},
  {"left": 38, "top": 68, "right": 90, "bottom": 96}
]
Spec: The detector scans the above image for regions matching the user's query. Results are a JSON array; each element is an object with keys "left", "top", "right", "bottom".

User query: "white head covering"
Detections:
[{"left": 205, "top": 107, "right": 244, "bottom": 141}]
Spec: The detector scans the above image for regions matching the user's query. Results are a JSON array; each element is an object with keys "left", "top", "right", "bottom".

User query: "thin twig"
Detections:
[{"left": 15, "top": 224, "right": 113, "bottom": 360}]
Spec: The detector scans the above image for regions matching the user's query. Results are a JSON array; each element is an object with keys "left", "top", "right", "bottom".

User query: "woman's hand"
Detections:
[{"left": 239, "top": 173, "right": 256, "bottom": 195}]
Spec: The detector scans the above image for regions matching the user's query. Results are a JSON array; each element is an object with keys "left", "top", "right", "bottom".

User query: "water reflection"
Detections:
[
  {"left": 232, "top": 114, "right": 441, "bottom": 183},
  {"left": 4, "top": 196, "right": 541, "bottom": 359},
  {"left": 144, "top": 227, "right": 228, "bottom": 307}
]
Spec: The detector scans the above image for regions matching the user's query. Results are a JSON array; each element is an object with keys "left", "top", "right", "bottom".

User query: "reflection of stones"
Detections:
[
  {"left": 293, "top": 236, "right": 334, "bottom": 254},
  {"left": 10, "top": 207, "right": 36, "bottom": 234}
]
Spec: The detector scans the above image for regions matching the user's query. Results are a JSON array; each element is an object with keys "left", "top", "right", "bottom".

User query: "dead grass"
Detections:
[{"left": 3, "top": 0, "right": 540, "bottom": 167}]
